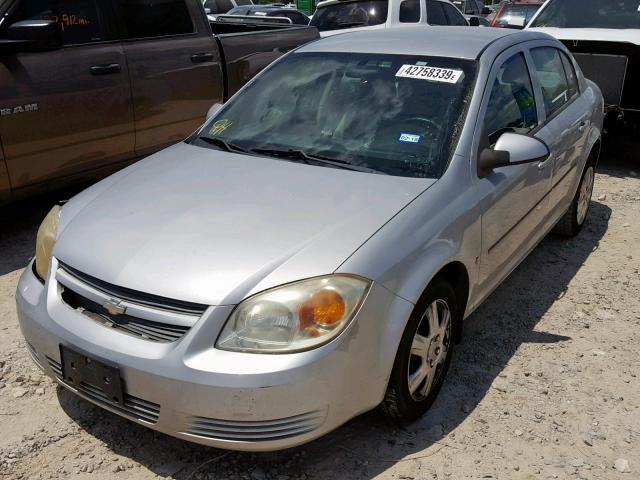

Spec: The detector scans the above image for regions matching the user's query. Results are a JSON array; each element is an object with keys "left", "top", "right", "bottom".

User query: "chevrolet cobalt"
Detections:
[{"left": 17, "top": 27, "right": 603, "bottom": 451}]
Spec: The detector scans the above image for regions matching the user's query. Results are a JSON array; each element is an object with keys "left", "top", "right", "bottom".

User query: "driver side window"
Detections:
[
  {"left": 484, "top": 53, "right": 538, "bottom": 145},
  {"left": 10, "top": 0, "right": 105, "bottom": 45}
]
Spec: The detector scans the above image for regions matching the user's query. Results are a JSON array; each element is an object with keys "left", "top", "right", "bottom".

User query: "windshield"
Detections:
[
  {"left": 310, "top": 0, "right": 388, "bottom": 31},
  {"left": 192, "top": 52, "right": 477, "bottom": 178},
  {"left": 494, "top": 4, "right": 541, "bottom": 27},
  {"left": 530, "top": 0, "right": 640, "bottom": 29}
]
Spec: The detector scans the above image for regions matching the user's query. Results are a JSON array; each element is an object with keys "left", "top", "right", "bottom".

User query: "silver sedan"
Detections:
[{"left": 16, "top": 27, "right": 603, "bottom": 451}]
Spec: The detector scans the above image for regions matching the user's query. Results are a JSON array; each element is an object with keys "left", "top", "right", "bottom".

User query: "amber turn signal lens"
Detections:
[{"left": 299, "top": 289, "right": 346, "bottom": 329}]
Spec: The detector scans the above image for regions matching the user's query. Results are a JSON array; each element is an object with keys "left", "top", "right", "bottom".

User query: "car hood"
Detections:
[
  {"left": 55, "top": 143, "right": 433, "bottom": 306},
  {"left": 527, "top": 27, "right": 640, "bottom": 46}
]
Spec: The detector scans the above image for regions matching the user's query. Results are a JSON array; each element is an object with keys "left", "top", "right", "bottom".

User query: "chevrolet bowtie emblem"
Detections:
[{"left": 103, "top": 299, "right": 126, "bottom": 316}]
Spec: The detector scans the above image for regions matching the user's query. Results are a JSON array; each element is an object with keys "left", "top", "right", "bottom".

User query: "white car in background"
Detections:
[{"left": 310, "top": 0, "right": 475, "bottom": 36}]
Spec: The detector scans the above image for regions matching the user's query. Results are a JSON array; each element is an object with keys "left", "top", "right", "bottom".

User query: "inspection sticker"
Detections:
[
  {"left": 398, "top": 132, "right": 421, "bottom": 144},
  {"left": 395, "top": 65, "right": 463, "bottom": 84}
]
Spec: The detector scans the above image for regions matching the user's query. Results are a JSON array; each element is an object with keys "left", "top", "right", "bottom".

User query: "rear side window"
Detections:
[
  {"left": 560, "top": 52, "right": 580, "bottom": 99},
  {"left": 426, "top": 0, "right": 447, "bottom": 25},
  {"left": 493, "top": 4, "right": 540, "bottom": 27},
  {"left": 399, "top": 0, "right": 420, "bottom": 23},
  {"left": 310, "top": 0, "right": 388, "bottom": 31},
  {"left": 442, "top": 2, "right": 467, "bottom": 25},
  {"left": 12, "top": 0, "right": 105, "bottom": 45},
  {"left": 484, "top": 53, "right": 538, "bottom": 144},
  {"left": 530, "top": 47, "right": 572, "bottom": 117},
  {"left": 286, "top": 12, "right": 309, "bottom": 24},
  {"left": 117, "top": 0, "right": 194, "bottom": 39}
]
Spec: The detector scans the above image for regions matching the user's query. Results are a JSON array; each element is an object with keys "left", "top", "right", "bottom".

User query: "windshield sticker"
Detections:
[
  {"left": 395, "top": 65, "right": 464, "bottom": 84},
  {"left": 398, "top": 133, "right": 422, "bottom": 144},
  {"left": 210, "top": 119, "right": 232, "bottom": 136}
]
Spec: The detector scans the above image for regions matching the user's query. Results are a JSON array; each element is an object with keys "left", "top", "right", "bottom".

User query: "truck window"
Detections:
[
  {"left": 117, "top": 0, "right": 194, "bottom": 39},
  {"left": 10, "top": 0, "right": 105, "bottom": 45},
  {"left": 425, "top": 0, "right": 447, "bottom": 25},
  {"left": 310, "top": 0, "right": 388, "bottom": 31},
  {"left": 442, "top": 2, "right": 467, "bottom": 26},
  {"left": 399, "top": 0, "right": 420, "bottom": 23},
  {"left": 235, "top": 0, "right": 253, "bottom": 5}
]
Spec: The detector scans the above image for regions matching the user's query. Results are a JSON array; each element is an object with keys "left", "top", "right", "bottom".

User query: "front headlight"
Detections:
[
  {"left": 34, "top": 205, "right": 61, "bottom": 280},
  {"left": 216, "top": 275, "right": 371, "bottom": 353}
]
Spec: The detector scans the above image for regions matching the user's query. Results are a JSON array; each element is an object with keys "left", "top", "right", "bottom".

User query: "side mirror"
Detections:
[
  {"left": 206, "top": 102, "right": 224, "bottom": 120},
  {"left": 482, "top": 7, "right": 491, "bottom": 15},
  {"left": 479, "top": 133, "right": 550, "bottom": 175},
  {"left": 469, "top": 17, "right": 480, "bottom": 27},
  {"left": 0, "top": 20, "right": 62, "bottom": 53}
]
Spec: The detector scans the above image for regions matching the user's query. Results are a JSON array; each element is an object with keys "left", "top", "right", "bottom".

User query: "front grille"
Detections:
[
  {"left": 46, "top": 356, "right": 161, "bottom": 424},
  {"left": 57, "top": 262, "right": 204, "bottom": 343},
  {"left": 58, "top": 262, "right": 208, "bottom": 315},
  {"left": 184, "top": 411, "right": 326, "bottom": 442},
  {"left": 61, "top": 288, "right": 190, "bottom": 343}
]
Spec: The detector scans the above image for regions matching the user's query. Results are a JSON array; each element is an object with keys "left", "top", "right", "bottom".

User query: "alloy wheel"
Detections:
[
  {"left": 577, "top": 166, "right": 594, "bottom": 226},
  {"left": 407, "top": 299, "right": 452, "bottom": 401}
]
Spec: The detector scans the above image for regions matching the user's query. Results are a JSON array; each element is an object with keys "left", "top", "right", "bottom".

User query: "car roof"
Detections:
[
  {"left": 317, "top": 0, "right": 454, "bottom": 7},
  {"left": 298, "top": 27, "right": 550, "bottom": 60}
]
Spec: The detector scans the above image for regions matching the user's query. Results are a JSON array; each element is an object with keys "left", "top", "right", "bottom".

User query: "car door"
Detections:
[
  {"left": 475, "top": 47, "right": 552, "bottom": 296},
  {"left": 112, "top": 0, "right": 224, "bottom": 157},
  {"left": 0, "top": 0, "right": 134, "bottom": 190},
  {"left": 527, "top": 44, "right": 590, "bottom": 212}
]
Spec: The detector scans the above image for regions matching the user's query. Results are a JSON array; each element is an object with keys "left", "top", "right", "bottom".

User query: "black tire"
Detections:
[
  {"left": 554, "top": 157, "right": 596, "bottom": 237},
  {"left": 382, "top": 279, "right": 459, "bottom": 422}
]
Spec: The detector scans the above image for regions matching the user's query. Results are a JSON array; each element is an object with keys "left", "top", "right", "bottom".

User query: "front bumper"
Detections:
[{"left": 16, "top": 259, "right": 413, "bottom": 451}]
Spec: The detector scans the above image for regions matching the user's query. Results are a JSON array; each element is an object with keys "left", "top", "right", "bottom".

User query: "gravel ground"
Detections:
[{"left": 0, "top": 147, "right": 638, "bottom": 480}]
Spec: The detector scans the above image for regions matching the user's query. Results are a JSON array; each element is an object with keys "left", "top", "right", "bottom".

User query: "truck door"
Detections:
[
  {"left": 0, "top": 138, "right": 9, "bottom": 203},
  {"left": 0, "top": 0, "right": 134, "bottom": 190},
  {"left": 112, "top": 0, "right": 225, "bottom": 157}
]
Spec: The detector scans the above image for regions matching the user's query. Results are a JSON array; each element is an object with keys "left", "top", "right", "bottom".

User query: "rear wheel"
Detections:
[
  {"left": 554, "top": 161, "right": 595, "bottom": 237},
  {"left": 382, "top": 279, "right": 458, "bottom": 422}
]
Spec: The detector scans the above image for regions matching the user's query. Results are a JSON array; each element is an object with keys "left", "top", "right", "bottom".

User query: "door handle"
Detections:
[
  {"left": 90, "top": 63, "right": 121, "bottom": 75},
  {"left": 538, "top": 156, "right": 552, "bottom": 170},
  {"left": 578, "top": 120, "right": 589, "bottom": 132},
  {"left": 191, "top": 52, "right": 214, "bottom": 63}
]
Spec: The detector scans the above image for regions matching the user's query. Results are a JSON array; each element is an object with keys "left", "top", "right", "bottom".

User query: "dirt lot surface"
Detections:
[{"left": 1, "top": 148, "right": 638, "bottom": 480}]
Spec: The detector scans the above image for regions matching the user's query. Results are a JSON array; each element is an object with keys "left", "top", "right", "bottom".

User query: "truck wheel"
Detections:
[
  {"left": 382, "top": 279, "right": 459, "bottom": 422},
  {"left": 554, "top": 160, "right": 596, "bottom": 237}
]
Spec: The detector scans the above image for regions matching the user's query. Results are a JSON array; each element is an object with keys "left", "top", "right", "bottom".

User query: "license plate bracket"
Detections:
[{"left": 60, "top": 345, "right": 124, "bottom": 405}]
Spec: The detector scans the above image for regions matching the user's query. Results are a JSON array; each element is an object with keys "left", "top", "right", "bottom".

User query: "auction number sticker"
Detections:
[{"left": 395, "top": 65, "right": 463, "bottom": 84}]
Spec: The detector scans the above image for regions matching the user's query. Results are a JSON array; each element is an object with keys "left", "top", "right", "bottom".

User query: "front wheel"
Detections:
[
  {"left": 554, "top": 163, "right": 595, "bottom": 237},
  {"left": 382, "top": 279, "right": 459, "bottom": 422}
]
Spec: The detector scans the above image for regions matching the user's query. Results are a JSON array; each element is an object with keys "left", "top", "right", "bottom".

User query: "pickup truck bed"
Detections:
[
  {"left": 212, "top": 23, "right": 315, "bottom": 97},
  {"left": 0, "top": 0, "right": 318, "bottom": 203}
]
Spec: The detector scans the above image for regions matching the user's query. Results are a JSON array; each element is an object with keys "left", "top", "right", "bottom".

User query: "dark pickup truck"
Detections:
[{"left": 0, "top": 0, "right": 318, "bottom": 204}]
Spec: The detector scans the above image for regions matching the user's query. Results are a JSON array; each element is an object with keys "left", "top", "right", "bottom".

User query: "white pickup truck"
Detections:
[
  {"left": 310, "top": 0, "right": 479, "bottom": 36},
  {"left": 526, "top": 0, "right": 640, "bottom": 136}
]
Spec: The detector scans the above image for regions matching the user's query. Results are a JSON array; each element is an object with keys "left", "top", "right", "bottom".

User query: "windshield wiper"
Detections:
[
  {"left": 249, "top": 147, "right": 384, "bottom": 174},
  {"left": 198, "top": 136, "right": 249, "bottom": 154}
]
